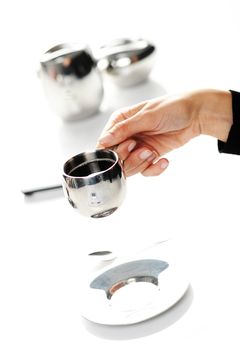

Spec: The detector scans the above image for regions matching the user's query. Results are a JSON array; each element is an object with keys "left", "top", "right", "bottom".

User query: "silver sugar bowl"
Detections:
[{"left": 96, "top": 38, "right": 156, "bottom": 87}]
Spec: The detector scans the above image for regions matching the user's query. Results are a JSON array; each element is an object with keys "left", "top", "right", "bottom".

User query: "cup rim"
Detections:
[
  {"left": 63, "top": 149, "right": 119, "bottom": 179},
  {"left": 40, "top": 42, "right": 89, "bottom": 63}
]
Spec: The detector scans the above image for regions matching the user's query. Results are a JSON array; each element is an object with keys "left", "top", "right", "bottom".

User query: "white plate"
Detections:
[{"left": 81, "top": 243, "right": 189, "bottom": 325}]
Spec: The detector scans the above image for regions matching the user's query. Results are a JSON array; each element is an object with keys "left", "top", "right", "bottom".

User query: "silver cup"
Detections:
[
  {"left": 39, "top": 43, "right": 103, "bottom": 122},
  {"left": 62, "top": 149, "right": 126, "bottom": 218}
]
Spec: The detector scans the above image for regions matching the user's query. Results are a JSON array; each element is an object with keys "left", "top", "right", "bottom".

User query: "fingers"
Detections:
[
  {"left": 96, "top": 98, "right": 170, "bottom": 177},
  {"left": 99, "top": 136, "right": 168, "bottom": 177},
  {"left": 97, "top": 116, "right": 142, "bottom": 148},
  {"left": 114, "top": 139, "right": 137, "bottom": 161},
  {"left": 97, "top": 108, "right": 152, "bottom": 149},
  {"left": 141, "top": 158, "right": 169, "bottom": 177},
  {"left": 124, "top": 148, "right": 157, "bottom": 176},
  {"left": 102, "top": 137, "right": 169, "bottom": 177},
  {"left": 96, "top": 101, "right": 147, "bottom": 149},
  {"left": 123, "top": 149, "right": 169, "bottom": 177}
]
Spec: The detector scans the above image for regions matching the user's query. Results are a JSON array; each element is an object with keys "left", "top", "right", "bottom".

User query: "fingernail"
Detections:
[
  {"left": 160, "top": 161, "right": 168, "bottom": 169},
  {"left": 128, "top": 141, "right": 136, "bottom": 152},
  {"left": 139, "top": 150, "right": 153, "bottom": 160},
  {"left": 99, "top": 132, "right": 115, "bottom": 146}
]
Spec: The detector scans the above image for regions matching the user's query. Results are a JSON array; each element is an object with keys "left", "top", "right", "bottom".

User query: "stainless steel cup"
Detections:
[
  {"left": 62, "top": 149, "right": 126, "bottom": 218},
  {"left": 39, "top": 43, "right": 103, "bottom": 121}
]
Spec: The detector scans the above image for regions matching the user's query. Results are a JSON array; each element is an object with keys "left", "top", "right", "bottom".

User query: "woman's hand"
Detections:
[{"left": 97, "top": 89, "right": 232, "bottom": 177}]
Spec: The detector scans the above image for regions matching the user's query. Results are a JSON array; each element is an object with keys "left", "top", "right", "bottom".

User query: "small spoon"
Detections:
[
  {"left": 88, "top": 239, "right": 169, "bottom": 262},
  {"left": 22, "top": 184, "right": 63, "bottom": 196},
  {"left": 88, "top": 250, "right": 115, "bottom": 261}
]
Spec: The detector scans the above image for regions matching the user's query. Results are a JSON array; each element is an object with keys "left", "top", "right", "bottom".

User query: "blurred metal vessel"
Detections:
[
  {"left": 95, "top": 38, "right": 156, "bottom": 87},
  {"left": 39, "top": 43, "right": 103, "bottom": 121}
]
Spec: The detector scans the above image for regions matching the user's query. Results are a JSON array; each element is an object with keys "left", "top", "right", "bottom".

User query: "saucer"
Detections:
[{"left": 81, "top": 249, "right": 189, "bottom": 325}]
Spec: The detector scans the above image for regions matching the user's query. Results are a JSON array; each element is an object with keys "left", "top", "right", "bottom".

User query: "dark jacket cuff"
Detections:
[{"left": 218, "top": 90, "right": 240, "bottom": 155}]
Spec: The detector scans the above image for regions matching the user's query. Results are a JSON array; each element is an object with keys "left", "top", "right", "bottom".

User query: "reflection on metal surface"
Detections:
[{"left": 108, "top": 276, "right": 159, "bottom": 300}]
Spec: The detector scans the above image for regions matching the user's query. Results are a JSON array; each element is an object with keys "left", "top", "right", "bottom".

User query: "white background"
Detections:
[{"left": 1, "top": 0, "right": 240, "bottom": 349}]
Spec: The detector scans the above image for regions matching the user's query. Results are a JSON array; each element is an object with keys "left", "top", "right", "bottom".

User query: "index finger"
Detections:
[{"left": 96, "top": 100, "right": 147, "bottom": 148}]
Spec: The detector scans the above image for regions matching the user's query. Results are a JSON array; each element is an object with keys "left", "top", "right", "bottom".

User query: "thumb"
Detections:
[{"left": 97, "top": 113, "right": 147, "bottom": 147}]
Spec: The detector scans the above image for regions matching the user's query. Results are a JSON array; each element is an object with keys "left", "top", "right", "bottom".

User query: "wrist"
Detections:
[{"left": 191, "top": 89, "right": 233, "bottom": 142}]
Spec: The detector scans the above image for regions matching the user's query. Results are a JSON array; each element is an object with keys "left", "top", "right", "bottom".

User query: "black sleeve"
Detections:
[{"left": 218, "top": 90, "right": 240, "bottom": 155}]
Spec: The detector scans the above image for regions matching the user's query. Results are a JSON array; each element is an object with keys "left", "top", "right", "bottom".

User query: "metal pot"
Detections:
[{"left": 39, "top": 43, "right": 103, "bottom": 122}]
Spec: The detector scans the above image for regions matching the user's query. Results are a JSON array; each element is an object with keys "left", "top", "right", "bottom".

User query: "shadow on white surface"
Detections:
[{"left": 82, "top": 284, "right": 193, "bottom": 340}]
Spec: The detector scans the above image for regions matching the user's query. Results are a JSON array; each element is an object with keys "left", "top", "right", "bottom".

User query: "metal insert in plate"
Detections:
[{"left": 90, "top": 259, "right": 169, "bottom": 299}]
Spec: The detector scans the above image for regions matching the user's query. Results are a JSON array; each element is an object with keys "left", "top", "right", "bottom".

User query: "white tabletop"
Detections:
[{"left": 1, "top": 0, "right": 240, "bottom": 349}]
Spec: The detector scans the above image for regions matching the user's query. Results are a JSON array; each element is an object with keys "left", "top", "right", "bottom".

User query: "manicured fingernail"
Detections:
[
  {"left": 99, "top": 132, "right": 115, "bottom": 146},
  {"left": 139, "top": 150, "right": 153, "bottom": 160},
  {"left": 160, "top": 161, "right": 168, "bottom": 169},
  {"left": 128, "top": 141, "right": 136, "bottom": 152}
]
